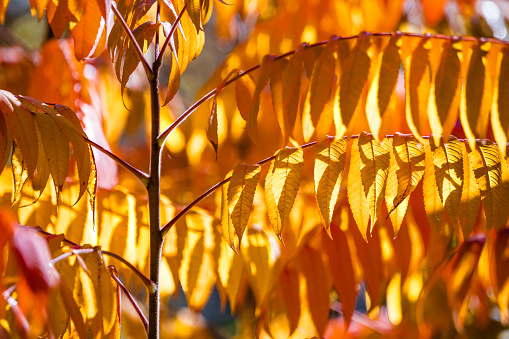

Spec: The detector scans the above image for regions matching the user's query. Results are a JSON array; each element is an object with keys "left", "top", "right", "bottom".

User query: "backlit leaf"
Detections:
[
  {"left": 278, "top": 266, "right": 300, "bottom": 335},
  {"left": 235, "top": 74, "right": 256, "bottom": 122},
  {"left": 459, "top": 143, "right": 480, "bottom": 238},
  {"left": 340, "top": 33, "right": 371, "bottom": 130},
  {"left": 433, "top": 136, "right": 463, "bottom": 228},
  {"left": 490, "top": 229, "right": 509, "bottom": 325},
  {"left": 378, "top": 33, "right": 401, "bottom": 118},
  {"left": 228, "top": 163, "right": 261, "bottom": 247},
  {"left": 314, "top": 137, "right": 347, "bottom": 230},
  {"left": 70, "top": 0, "right": 106, "bottom": 60},
  {"left": 358, "top": 132, "right": 390, "bottom": 233},
  {"left": 265, "top": 147, "right": 304, "bottom": 239},
  {"left": 217, "top": 240, "right": 244, "bottom": 312},
  {"left": 220, "top": 170, "right": 236, "bottom": 250},
  {"left": 185, "top": 0, "right": 201, "bottom": 33},
  {"left": 347, "top": 138, "right": 370, "bottom": 241},
  {"left": 423, "top": 140, "right": 444, "bottom": 238},
  {"left": 469, "top": 140, "right": 504, "bottom": 230},
  {"left": 282, "top": 45, "right": 306, "bottom": 141},
  {"left": 247, "top": 55, "right": 276, "bottom": 142},
  {"left": 385, "top": 133, "right": 425, "bottom": 235}
]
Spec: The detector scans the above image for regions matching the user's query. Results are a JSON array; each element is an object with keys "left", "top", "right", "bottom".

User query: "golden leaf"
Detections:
[
  {"left": 217, "top": 240, "right": 244, "bottom": 313},
  {"left": 347, "top": 138, "right": 370, "bottom": 241},
  {"left": 228, "top": 163, "right": 261, "bottom": 247},
  {"left": 423, "top": 140, "right": 444, "bottom": 238},
  {"left": 385, "top": 133, "right": 425, "bottom": 235},
  {"left": 433, "top": 136, "right": 463, "bottom": 228},
  {"left": 314, "top": 137, "right": 347, "bottom": 230},
  {"left": 70, "top": 0, "right": 106, "bottom": 60},
  {"left": 458, "top": 142, "right": 480, "bottom": 238},
  {"left": 469, "top": 140, "right": 504, "bottom": 230},
  {"left": 185, "top": 0, "right": 201, "bottom": 33},
  {"left": 358, "top": 132, "right": 390, "bottom": 233},
  {"left": 265, "top": 147, "right": 304, "bottom": 239}
]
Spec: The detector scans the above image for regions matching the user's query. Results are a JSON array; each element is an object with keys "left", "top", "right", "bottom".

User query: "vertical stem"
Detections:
[{"left": 148, "top": 4, "right": 162, "bottom": 337}]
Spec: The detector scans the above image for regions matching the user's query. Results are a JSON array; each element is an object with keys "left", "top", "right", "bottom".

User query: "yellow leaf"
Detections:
[
  {"left": 0, "top": 90, "right": 38, "bottom": 176},
  {"left": 208, "top": 69, "right": 240, "bottom": 155},
  {"left": 31, "top": 125, "right": 50, "bottom": 192},
  {"left": 282, "top": 45, "right": 306, "bottom": 141},
  {"left": 434, "top": 40, "right": 461, "bottom": 141},
  {"left": 220, "top": 170, "right": 236, "bottom": 250},
  {"left": 347, "top": 138, "right": 370, "bottom": 241},
  {"left": 247, "top": 55, "right": 276, "bottom": 142},
  {"left": 235, "top": 74, "right": 256, "bottom": 122},
  {"left": 307, "top": 37, "right": 336, "bottom": 141},
  {"left": 11, "top": 145, "right": 28, "bottom": 204},
  {"left": 298, "top": 246, "right": 330, "bottom": 337},
  {"left": 423, "top": 140, "right": 444, "bottom": 238},
  {"left": 185, "top": 0, "right": 201, "bottom": 33},
  {"left": 163, "top": 51, "right": 181, "bottom": 106},
  {"left": 314, "top": 136, "right": 347, "bottom": 230},
  {"left": 264, "top": 147, "right": 304, "bottom": 239},
  {"left": 241, "top": 225, "right": 275, "bottom": 311},
  {"left": 460, "top": 41, "right": 487, "bottom": 149},
  {"left": 33, "top": 112, "right": 70, "bottom": 192},
  {"left": 401, "top": 35, "right": 430, "bottom": 143},
  {"left": 178, "top": 212, "right": 219, "bottom": 311},
  {"left": 269, "top": 58, "right": 289, "bottom": 142},
  {"left": 358, "top": 132, "right": 390, "bottom": 233},
  {"left": 469, "top": 140, "right": 504, "bottom": 230},
  {"left": 378, "top": 33, "right": 401, "bottom": 119},
  {"left": 385, "top": 133, "right": 425, "bottom": 236},
  {"left": 386, "top": 272, "right": 402, "bottom": 325},
  {"left": 497, "top": 46, "right": 509, "bottom": 149},
  {"left": 433, "top": 136, "right": 463, "bottom": 228},
  {"left": 490, "top": 229, "right": 509, "bottom": 325},
  {"left": 228, "top": 163, "right": 261, "bottom": 247},
  {"left": 0, "top": 113, "right": 12, "bottom": 175},
  {"left": 217, "top": 240, "right": 244, "bottom": 313},
  {"left": 340, "top": 33, "right": 371, "bottom": 130},
  {"left": 459, "top": 142, "right": 480, "bottom": 238}
]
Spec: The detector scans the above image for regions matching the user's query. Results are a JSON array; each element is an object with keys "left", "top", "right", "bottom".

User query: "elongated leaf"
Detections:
[
  {"left": 282, "top": 44, "right": 306, "bottom": 140},
  {"left": 217, "top": 240, "right": 244, "bottom": 312},
  {"left": 307, "top": 37, "right": 336, "bottom": 140},
  {"left": 0, "top": 113, "right": 12, "bottom": 175},
  {"left": 403, "top": 35, "right": 430, "bottom": 143},
  {"left": 459, "top": 143, "right": 480, "bottom": 237},
  {"left": 34, "top": 112, "right": 70, "bottom": 193},
  {"left": 490, "top": 229, "right": 509, "bottom": 325},
  {"left": 314, "top": 137, "right": 347, "bottom": 230},
  {"left": 298, "top": 246, "right": 330, "bottom": 337},
  {"left": 469, "top": 140, "right": 504, "bottom": 230},
  {"left": 340, "top": 33, "right": 371, "bottom": 129},
  {"left": 248, "top": 55, "right": 276, "bottom": 141},
  {"left": 185, "top": 0, "right": 201, "bottom": 32},
  {"left": 220, "top": 170, "right": 236, "bottom": 250},
  {"left": 0, "top": 90, "right": 38, "bottom": 176},
  {"left": 241, "top": 225, "right": 275, "bottom": 309},
  {"left": 378, "top": 33, "right": 401, "bottom": 117},
  {"left": 322, "top": 225, "right": 357, "bottom": 328},
  {"left": 265, "top": 147, "right": 304, "bottom": 239},
  {"left": 269, "top": 59, "right": 289, "bottom": 142},
  {"left": 433, "top": 136, "right": 463, "bottom": 228},
  {"left": 423, "top": 140, "right": 444, "bottom": 238},
  {"left": 208, "top": 70, "right": 240, "bottom": 155},
  {"left": 358, "top": 132, "right": 390, "bottom": 233},
  {"left": 348, "top": 138, "right": 370, "bottom": 241},
  {"left": 497, "top": 46, "right": 509, "bottom": 142},
  {"left": 70, "top": 0, "right": 106, "bottom": 60},
  {"left": 434, "top": 40, "right": 461, "bottom": 140},
  {"left": 236, "top": 74, "right": 256, "bottom": 121},
  {"left": 385, "top": 133, "right": 425, "bottom": 235},
  {"left": 228, "top": 163, "right": 261, "bottom": 246}
]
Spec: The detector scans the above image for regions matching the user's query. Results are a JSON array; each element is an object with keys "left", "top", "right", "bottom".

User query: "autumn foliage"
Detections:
[{"left": 2, "top": 0, "right": 509, "bottom": 338}]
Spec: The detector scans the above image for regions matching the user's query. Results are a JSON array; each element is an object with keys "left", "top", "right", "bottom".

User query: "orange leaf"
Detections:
[
  {"left": 235, "top": 74, "right": 256, "bottom": 122},
  {"left": 70, "top": 0, "right": 106, "bottom": 60},
  {"left": 278, "top": 266, "right": 300, "bottom": 335}
]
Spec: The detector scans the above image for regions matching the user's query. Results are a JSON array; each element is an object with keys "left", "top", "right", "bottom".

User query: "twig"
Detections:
[
  {"left": 101, "top": 250, "right": 157, "bottom": 293},
  {"left": 160, "top": 140, "right": 318, "bottom": 238},
  {"left": 111, "top": 3, "right": 154, "bottom": 80},
  {"left": 156, "top": 4, "right": 187, "bottom": 65},
  {"left": 50, "top": 248, "right": 95, "bottom": 265},
  {"left": 109, "top": 268, "right": 149, "bottom": 333},
  {"left": 82, "top": 135, "right": 150, "bottom": 186}
]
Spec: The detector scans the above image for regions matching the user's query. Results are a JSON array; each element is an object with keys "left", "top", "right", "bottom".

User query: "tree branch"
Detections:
[
  {"left": 82, "top": 135, "right": 150, "bottom": 186},
  {"left": 101, "top": 250, "right": 157, "bottom": 293},
  {"left": 160, "top": 140, "right": 318, "bottom": 238},
  {"left": 111, "top": 3, "right": 154, "bottom": 80},
  {"left": 109, "top": 268, "right": 149, "bottom": 333},
  {"left": 156, "top": 3, "right": 187, "bottom": 65}
]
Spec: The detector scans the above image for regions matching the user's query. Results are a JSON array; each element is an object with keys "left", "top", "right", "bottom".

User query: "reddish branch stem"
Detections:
[{"left": 110, "top": 270, "right": 149, "bottom": 332}]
